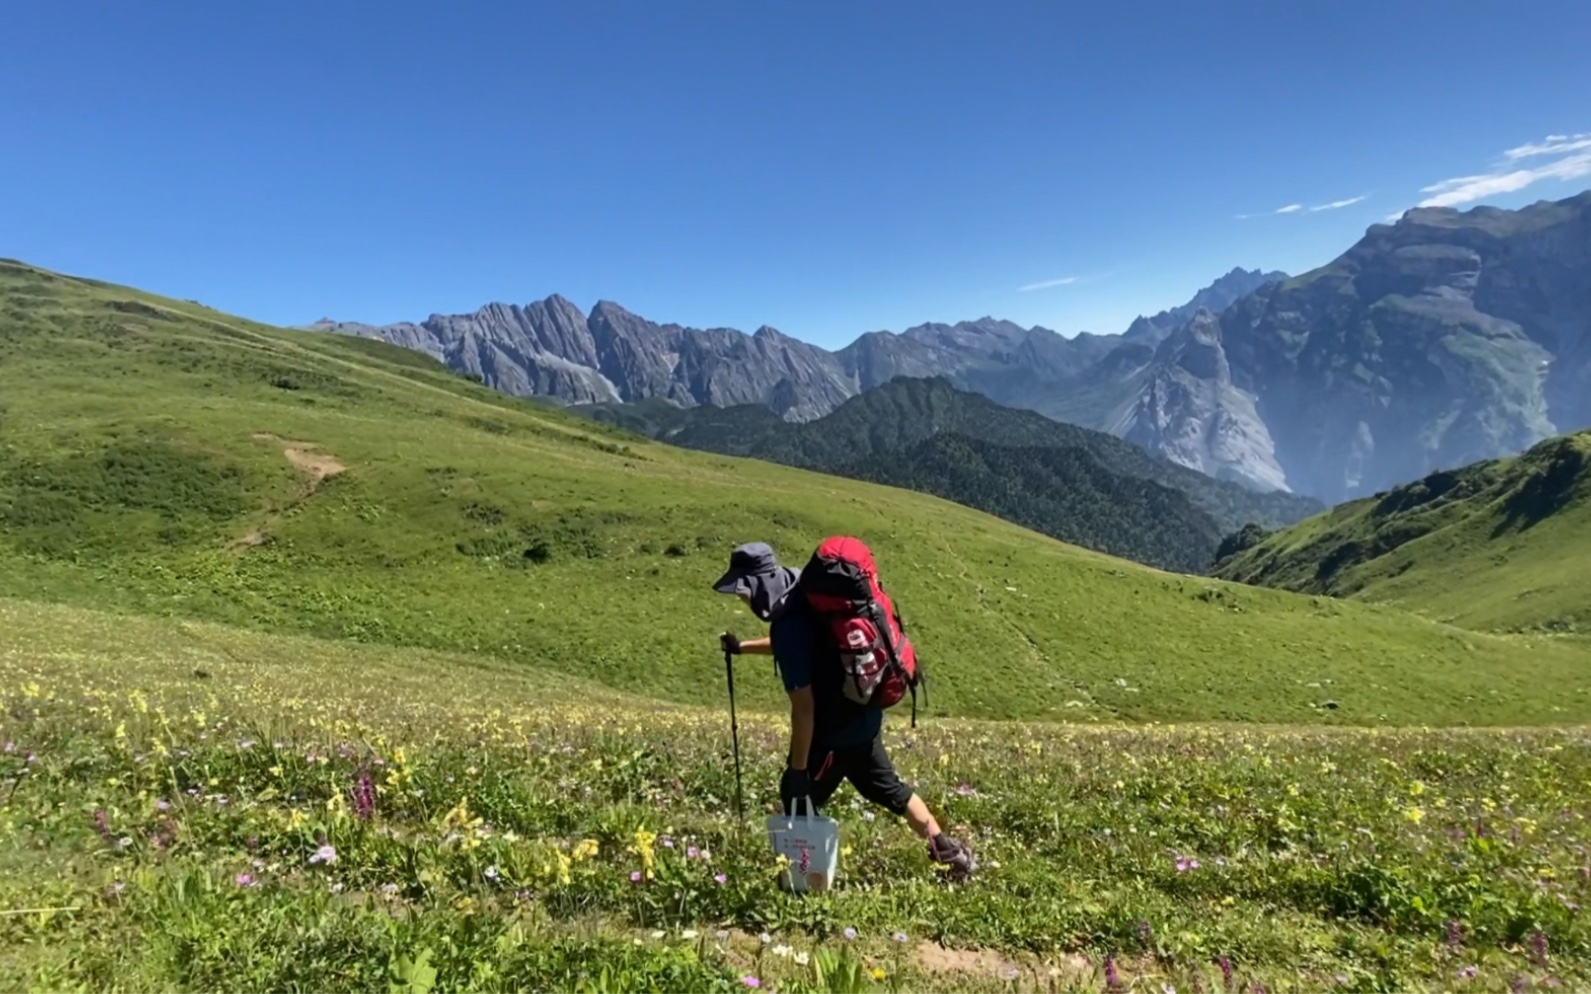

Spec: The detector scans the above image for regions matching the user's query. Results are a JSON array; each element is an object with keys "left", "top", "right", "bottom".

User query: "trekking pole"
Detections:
[{"left": 724, "top": 648, "right": 745, "bottom": 825}]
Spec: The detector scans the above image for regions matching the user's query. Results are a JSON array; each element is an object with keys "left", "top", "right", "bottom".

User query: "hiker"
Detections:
[{"left": 714, "top": 540, "right": 976, "bottom": 880}]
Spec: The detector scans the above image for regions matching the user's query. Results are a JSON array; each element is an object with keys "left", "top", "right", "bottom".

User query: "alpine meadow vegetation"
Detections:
[{"left": 3, "top": 258, "right": 1591, "bottom": 991}]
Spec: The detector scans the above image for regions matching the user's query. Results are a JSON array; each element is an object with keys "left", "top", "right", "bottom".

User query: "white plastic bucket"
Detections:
[{"left": 765, "top": 797, "right": 840, "bottom": 893}]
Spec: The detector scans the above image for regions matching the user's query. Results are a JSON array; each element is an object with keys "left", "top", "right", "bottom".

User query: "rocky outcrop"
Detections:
[
  {"left": 1120, "top": 311, "right": 1288, "bottom": 492},
  {"left": 1122, "top": 267, "right": 1288, "bottom": 346},
  {"left": 1209, "top": 194, "right": 1588, "bottom": 503}
]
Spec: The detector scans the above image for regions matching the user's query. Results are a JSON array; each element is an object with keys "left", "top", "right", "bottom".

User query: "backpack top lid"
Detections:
[{"left": 801, "top": 536, "right": 882, "bottom": 610}]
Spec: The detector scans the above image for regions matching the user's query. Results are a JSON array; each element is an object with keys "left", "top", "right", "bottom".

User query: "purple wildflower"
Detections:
[
  {"left": 630, "top": 871, "right": 643, "bottom": 883},
  {"left": 1446, "top": 919, "right": 1465, "bottom": 948},
  {"left": 955, "top": 783, "right": 977, "bottom": 797},
  {"left": 309, "top": 844, "right": 337, "bottom": 865},
  {"left": 893, "top": 932, "right": 908, "bottom": 944},
  {"left": 349, "top": 769, "right": 376, "bottom": 821},
  {"left": 1217, "top": 956, "right": 1233, "bottom": 990},
  {"left": 1531, "top": 932, "right": 1549, "bottom": 964},
  {"left": 843, "top": 927, "right": 857, "bottom": 941},
  {"left": 1104, "top": 953, "right": 1122, "bottom": 991},
  {"left": 686, "top": 845, "right": 701, "bottom": 859},
  {"left": 1456, "top": 965, "right": 1478, "bottom": 980},
  {"left": 714, "top": 873, "right": 727, "bottom": 885},
  {"left": 759, "top": 933, "right": 772, "bottom": 945},
  {"left": 155, "top": 800, "right": 170, "bottom": 812},
  {"left": 234, "top": 873, "right": 258, "bottom": 888},
  {"left": 741, "top": 978, "right": 762, "bottom": 989},
  {"left": 92, "top": 809, "right": 113, "bottom": 841}
]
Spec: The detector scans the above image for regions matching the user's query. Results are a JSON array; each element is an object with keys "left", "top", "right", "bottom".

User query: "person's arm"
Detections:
[
  {"left": 787, "top": 685, "right": 815, "bottom": 771},
  {"left": 738, "top": 636, "right": 772, "bottom": 655}
]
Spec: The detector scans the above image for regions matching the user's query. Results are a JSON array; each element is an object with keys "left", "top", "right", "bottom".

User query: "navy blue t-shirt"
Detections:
[{"left": 770, "top": 599, "right": 882, "bottom": 749}]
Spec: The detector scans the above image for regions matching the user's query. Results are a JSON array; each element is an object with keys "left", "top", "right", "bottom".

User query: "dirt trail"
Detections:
[
  {"left": 251, "top": 432, "right": 347, "bottom": 482},
  {"left": 230, "top": 434, "right": 348, "bottom": 552}
]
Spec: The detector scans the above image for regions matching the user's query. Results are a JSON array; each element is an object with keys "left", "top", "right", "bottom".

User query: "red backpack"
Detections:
[{"left": 796, "top": 536, "right": 925, "bottom": 726}]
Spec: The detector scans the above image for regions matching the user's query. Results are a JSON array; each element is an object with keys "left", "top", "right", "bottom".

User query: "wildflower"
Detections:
[
  {"left": 309, "top": 844, "right": 338, "bottom": 865},
  {"left": 741, "top": 978, "right": 761, "bottom": 989},
  {"left": 843, "top": 927, "right": 857, "bottom": 941},
  {"left": 716, "top": 930, "right": 730, "bottom": 942},
  {"left": 1456, "top": 965, "right": 1479, "bottom": 980},
  {"left": 1175, "top": 855, "right": 1200, "bottom": 872},
  {"left": 651, "top": 930, "right": 667, "bottom": 940},
  {"left": 955, "top": 783, "right": 977, "bottom": 796},
  {"left": 686, "top": 845, "right": 701, "bottom": 859},
  {"left": 117, "top": 837, "right": 133, "bottom": 849},
  {"left": 155, "top": 800, "right": 170, "bottom": 812},
  {"left": 1136, "top": 918, "right": 1153, "bottom": 943},
  {"left": 759, "top": 933, "right": 772, "bottom": 945},
  {"left": 381, "top": 883, "right": 400, "bottom": 896},
  {"left": 1216, "top": 956, "right": 1233, "bottom": 989},
  {"left": 1531, "top": 932, "right": 1549, "bottom": 964},
  {"left": 234, "top": 873, "right": 258, "bottom": 888},
  {"left": 1446, "top": 919, "right": 1465, "bottom": 948},
  {"left": 893, "top": 932, "right": 908, "bottom": 944},
  {"left": 771, "top": 944, "right": 793, "bottom": 959},
  {"left": 630, "top": 871, "right": 643, "bottom": 883},
  {"left": 484, "top": 865, "right": 500, "bottom": 882},
  {"left": 681, "top": 929, "right": 699, "bottom": 940},
  {"left": 349, "top": 769, "right": 376, "bottom": 821},
  {"left": 1162, "top": 985, "right": 1177, "bottom": 994},
  {"left": 1104, "top": 954, "right": 1121, "bottom": 991},
  {"left": 714, "top": 873, "right": 727, "bottom": 885},
  {"left": 794, "top": 952, "right": 811, "bottom": 967}
]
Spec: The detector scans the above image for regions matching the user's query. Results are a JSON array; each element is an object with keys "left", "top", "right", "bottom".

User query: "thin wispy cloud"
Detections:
[
  {"left": 1018, "top": 275, "right": 1080, "bottom": 292},
  {"left": 1237, "top": 197, "right": 1362, "bottom": 219},
  {"left": 1415, "top": 132, "right": 1591, "bottom": 209},
  {"left": 1311, "top": 195, "right": 1367, "bottom": 211}
]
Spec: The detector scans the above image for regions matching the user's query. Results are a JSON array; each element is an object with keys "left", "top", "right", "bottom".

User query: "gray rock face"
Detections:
[
  {"left": 1207, "top": 194, "right": 1588, "bottom": 503},
  {"left": 1120, "top": 311, "right": 1289, "bottom": 492},
  {"left": 1122, "top": 267, "right": 1288, "bottom": 346}
]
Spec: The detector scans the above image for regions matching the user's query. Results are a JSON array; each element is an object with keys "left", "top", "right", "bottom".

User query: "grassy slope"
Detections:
[
  {"left": 4, "top": 596, "right": 1591, "bottom": 992},
  {"left": 1214, "top": 431, "right": 1591, "bottom": 634},
  {"left": 1, "top": 259, "right": 1588, "bottom": 726}
]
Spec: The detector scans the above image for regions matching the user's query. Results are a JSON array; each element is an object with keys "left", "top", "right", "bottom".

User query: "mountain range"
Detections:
[
  {"left": 315, "top": 190, "right": 1591, "bottom": 503},
  {"left": 578, "top": 376, "right": 1322, "bottom": 573}
]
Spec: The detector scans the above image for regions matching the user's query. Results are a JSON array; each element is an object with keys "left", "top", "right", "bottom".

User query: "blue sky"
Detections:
[{"left": 3, "top": 1, "right": 1589, "bottom": 349}]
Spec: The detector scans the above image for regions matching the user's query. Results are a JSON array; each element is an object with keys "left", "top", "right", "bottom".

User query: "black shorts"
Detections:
[{"left": 806, "top": 737, "right": 914, "bottom": 817}]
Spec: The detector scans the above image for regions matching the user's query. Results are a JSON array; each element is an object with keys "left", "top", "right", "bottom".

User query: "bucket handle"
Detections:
[{"left": 783, "top": 795, "right": 816, "bottom": 819}]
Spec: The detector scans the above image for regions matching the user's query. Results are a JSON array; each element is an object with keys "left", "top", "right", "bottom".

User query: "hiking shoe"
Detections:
[{"left": 928, "top": 833, "right": 976, "bottom": 881}]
